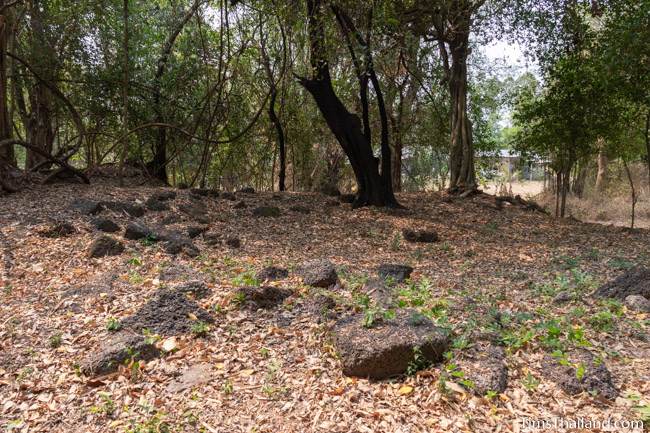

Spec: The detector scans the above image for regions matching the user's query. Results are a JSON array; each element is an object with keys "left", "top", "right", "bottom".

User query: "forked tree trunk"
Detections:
[
  {"left": 300, "top": 78, "right": 394, "bottom": 206},
  {"left": 447, "top": 34, "right": 476, "bottom": 194},
  {"left": 259, "top": 18, "right": 287, "bottom": 192},
  {"left": 300, "top": 0, "right": 398, "bottom": 207}
]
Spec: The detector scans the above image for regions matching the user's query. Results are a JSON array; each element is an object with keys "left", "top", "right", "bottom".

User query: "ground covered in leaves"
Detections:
[{"left": 1, "top": 180, "right": 649, "bottom": 432}]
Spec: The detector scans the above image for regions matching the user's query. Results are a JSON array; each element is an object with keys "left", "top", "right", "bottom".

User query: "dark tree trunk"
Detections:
[
  {"left": 447, "top": 33, "right": 476, "bottom": 193},
  {"left": 23, "top": 0, "right": 55, "bottom": 171},
  {"left": 149, "top": 0, "right": 202, "bottom": 184},
  {"left": 0, "top": 6, "right": 14, "bottom": 167},
  {"left": 572, "top": 159, "right": 588, "bottom": 198},
  {"left": 560, "top": 166, "right": 569, "bottom": 218},
  {"left": 623, "top": 159, "right": 637, "bottom": 229},
  {"left": 25, "top": 84, "right": 55, "bottom": 170},
  {"left": 301, "top": 0, "right": 397, "bottom": 207},
  {"left": 390, "top": 118, "right": 403, "bottom": 192},
  {"left": 645, "top": 110, "right": 650, "bottom": 184},
  {"left": 300, "top": 78, "right": 392, "bottom": 206},
  {"left": 269, "top": 89, "right": 286, "bottom": 191},
  {"left": 259, "top": 16, "right": 287, "bottom": 192}
]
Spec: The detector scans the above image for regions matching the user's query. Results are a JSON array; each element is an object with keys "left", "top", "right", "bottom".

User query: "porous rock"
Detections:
[
  {"left": 88, "top": 235, "right": 125, "bottom": 258},
  {"left": 80, "top": 333, "right": 160, "bottom": 376},
  {"left": 333, "top": 309, "right": 450, "bottom": 379},
  {"left": 298, "top": 259, "right": 338, "bottom": 288}
]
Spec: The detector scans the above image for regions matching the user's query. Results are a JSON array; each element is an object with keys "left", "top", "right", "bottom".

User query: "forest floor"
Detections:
[{"left": 1, "top": 179, "right": 649, "bottom": 433}]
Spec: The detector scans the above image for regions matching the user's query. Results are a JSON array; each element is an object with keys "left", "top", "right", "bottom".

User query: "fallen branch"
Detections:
[
  {"left": 495, "top": 194, "right": 547, "bottom": 213},
  {"left": 0, "top": 139, "right": 89, "bottom": 184}
]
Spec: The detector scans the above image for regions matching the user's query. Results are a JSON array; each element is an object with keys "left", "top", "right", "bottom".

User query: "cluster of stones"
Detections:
[{"left": 70, "top": 189, "right": 647, "bottom": 404}]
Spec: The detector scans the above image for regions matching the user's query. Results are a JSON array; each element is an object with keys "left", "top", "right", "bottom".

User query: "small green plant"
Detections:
[
  {"left": 261, "top": 384, "right": 287, "bottom": 399},
  {"left": 140, "top": 234, "right": 157, "bottom": 247},
  {"left": 500, "top": 328, "right": 536, "bottom": 350},
  {"left": 90, "top": 391, "right": 116, "bottom": 416},
  {"left": 600, "top": 298, "right": 624, "bottom": 316},
  {"left": 231, "top": 271, "right": 260, "bottom": 287},
  {"left": 142, "top": 329, "right": 160, "bottom": 345},
  {"left": 412, "top": 248, "right": 425, "bottom": 262},
  {"left": 555, "top": 255, "right": 580, "bottom": 270},
  {"left": 608, "top": 257, "right": 634, "bottom": 269},
  {"left": 222, "top": 379, "right": 234, "bottom": 394},
  {"left": 223, "top": 256, "right": 238, "bottom": 267},
  {"left": 259, "top": 347, "right": 271, "bottom": 358},
  {"left": 452, "top": 335, "right": 470, "bottom": 350},
  {"left": 106, "top": 317, "right": 121, "bottom": 332},
  {"left": 49, "top": 333, "right": 63, "bottom": 348},
  {"left": 191, "top": 320, "right": 210, "bottom": 337},
  {"left": 16, "top": 367, "right": 34, "bottom": 383},
  {"left": 626, "top": 394, "right": 650, "bottom": 423},
  {"left": 390, "top": 233, "right": 401, "bottom": 251},
  {"left": 361, "top": 306, "right": 394, "bottom": 328},
  {"left": 362, "top": 308, "right": 379, "bottom": 328},
  {"left": 231, "top": 291, "right": 247, "bottom": 307},
  {"left": 589, "top": 311, "right": 615, "bottom": 332},
  {"left": 124, "top": 412, "right": 170, "bottom": 433},
  {"left": 406, "top": 346, "right": 432, "bottom": 376},
  {"left": 127, "top": 256, "right": 142, "bottom": 266},
  {"left": 128, "top": 271, "right": 144, "bottom": 284},
  {"left": 521, "top": 372, "right": 540, "bottom": 392},
  {"left": 584, "top": 247, "right": 600, "bottom": 261},
  {"left": 551, "top": 350, "right": 571, "bottom": 366},
  {"left": 567, "top": 325, "right": 590, "bottom": 347}
]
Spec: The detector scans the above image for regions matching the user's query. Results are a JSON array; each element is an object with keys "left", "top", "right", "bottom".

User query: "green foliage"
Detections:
[
  {"left": 106, "top": 317, "right": 121, "bottom": 332},
  {"left": 190, "top": 320, "right": 210, "bottom": 337},
  {"left": 231, "top": 271, "right": 260, "bottom": 287},
  {"left": 49, "top": 333, "right": 63, "bottom": 349},
  {"left": 588, "top": 311, "right": 616, "bottom": 332},
  {"left": 406, "top": 346, "right": 432, "bottom": 376},
  {"left": 521, "top": 372, "right": 540, "bottom": 392}
]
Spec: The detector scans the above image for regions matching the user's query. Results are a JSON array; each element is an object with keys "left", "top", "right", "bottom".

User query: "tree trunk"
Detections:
[
  {"left": 390, "top": 119, "right": 403, "bottom": 192},
  {"left": 149, "top": 0, "right": 202, "bottom": 184},
  {"left": 0, "top": 6, "right": 14, "bottom": 167},
  {"left": 560, "top": 168, "right": 569, "bottom": 218},
  {"left": 269, "top": 89, "right": 286, "bottom": 191},
  {"left": 300, "top": 0, "right": 398, "bottom": 207},
  {"left": 572, "top": 159, "right": 588, "bottom": 198},
  {"left": 623, "top": 159, "right": 637, "bottom": 229},
  {"left": 555, "top": 171, "right": 561, "bottom": 218},
  {"left": 24, "top": 0, "right": 54, "bottom": 171},
  {"left": 447, "top": 34, "right": 476, "bottom": 194},
  {"left": 25, "top": 84, "right": 54, "bottom": 170},
  {"left": 645, "top": 110, "right": 650, "bottom": 185},
  {"left": 259, "top": 17, "right": 287, "bottom": 192},
  {"left": 596, "top": 149, "right": 608, "bottom": 193},
  {"left": 118, "top": 0, "right": 130, "bottom": 186}
]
